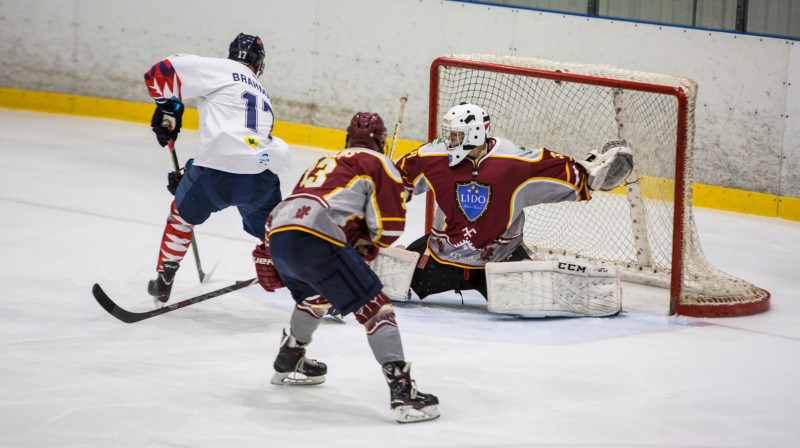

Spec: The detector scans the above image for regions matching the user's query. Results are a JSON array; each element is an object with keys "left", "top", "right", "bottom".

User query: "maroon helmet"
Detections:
[{"left": 346, "top": 112, "right": 387, "bottom": 153}]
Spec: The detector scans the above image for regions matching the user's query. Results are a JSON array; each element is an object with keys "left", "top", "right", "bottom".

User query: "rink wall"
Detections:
[{"left": 0, "top": 0, "right": 798, "bottom": 221}]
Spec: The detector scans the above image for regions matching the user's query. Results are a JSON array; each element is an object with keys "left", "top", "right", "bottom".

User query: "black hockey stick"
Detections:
[
  {"left": 92, "top": 278, "right": 257, "bottom": 324},
  {"left": 166, "top": 138, "right": 214, "bottom": 283}
]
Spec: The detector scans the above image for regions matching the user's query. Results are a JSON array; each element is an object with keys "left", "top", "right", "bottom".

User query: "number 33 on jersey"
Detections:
[{"left": 271, "top": 149, "right": 409, "bottom": 249}]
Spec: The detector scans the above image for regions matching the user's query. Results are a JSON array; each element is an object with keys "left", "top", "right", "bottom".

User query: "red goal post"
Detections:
[{"left": 427, "top": 54, "right": 769, "bottom": 317}]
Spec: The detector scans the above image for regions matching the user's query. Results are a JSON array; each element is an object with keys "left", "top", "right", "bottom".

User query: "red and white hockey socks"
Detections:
[{"left": 155, "top": 201, "right": 195, "bottom": 272}]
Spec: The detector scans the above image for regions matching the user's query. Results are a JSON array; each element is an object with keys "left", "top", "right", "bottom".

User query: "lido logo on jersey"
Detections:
[{"left": 455, "top": 180, "right": 492, "bottom": 222}]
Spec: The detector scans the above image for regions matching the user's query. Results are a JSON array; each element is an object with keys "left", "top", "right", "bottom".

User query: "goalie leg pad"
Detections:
[
  {"left": 368, "top": 247, "right": 420, "bottom": 301},
  {"left": 486, "top": 260, "right": 622, "bottom": 317}
]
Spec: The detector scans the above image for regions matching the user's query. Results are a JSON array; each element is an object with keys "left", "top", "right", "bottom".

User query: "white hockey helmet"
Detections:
[{"left": 441, "top": 103, "right": 490, "bottom": 167}]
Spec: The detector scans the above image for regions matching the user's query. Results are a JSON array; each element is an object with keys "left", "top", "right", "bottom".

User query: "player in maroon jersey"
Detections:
[
  {"left": 345, "top": 111, "right": 388, "bottom": 154},
  {"left": 325, "top": 111, "right": 388, "bottom": 322},
  {"left": 394, "top": 103, "right": 630, "bottom": 302},
  {"left": 252, "top": 124, "right": 440, "bottom": 423}
]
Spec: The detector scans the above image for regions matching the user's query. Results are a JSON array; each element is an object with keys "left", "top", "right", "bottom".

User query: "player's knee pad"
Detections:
[
  {"left": 354, "top": 292, "right": 397, "bottom": 335},
  {"left": 295, "top": 295, "right": 332, "bottom": 320}
]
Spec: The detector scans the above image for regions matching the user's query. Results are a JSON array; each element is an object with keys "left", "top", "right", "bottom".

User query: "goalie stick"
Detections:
[
  {"left": 92, "top": 278, "right": 257, "bottom": 324},
  {"left": 388, "top": 93, "right": 408, "bottom": 161}
]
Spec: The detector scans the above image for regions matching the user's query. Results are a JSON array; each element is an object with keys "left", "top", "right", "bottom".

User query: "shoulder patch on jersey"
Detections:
[
  {"left": 455, "top": 180, "right": 492, "bottom": 222},
  {"left": 418, "top": 140, "right": 448, "bottom": 157}
]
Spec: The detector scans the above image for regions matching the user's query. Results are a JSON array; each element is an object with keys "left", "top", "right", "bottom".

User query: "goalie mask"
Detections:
[
  {"left": 346, "top": 112, "right": 387, "bottom": 153},
  {"left": 228, "top": 33, "right": 266, "bottom": 77},
  {"left": 441, "top": 103, "right": 490, "bottom": 167}
]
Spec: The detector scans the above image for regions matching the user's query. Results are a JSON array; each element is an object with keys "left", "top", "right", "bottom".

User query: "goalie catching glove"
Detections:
[
  {"left": 253, "top": 243, "right": 285, "bottom": 292},
  {"left": 577, "top": 141, "right": 634, "bottom": 191},
  {"left": 150, "top": 97, "right": 184, "bottom": 147}
]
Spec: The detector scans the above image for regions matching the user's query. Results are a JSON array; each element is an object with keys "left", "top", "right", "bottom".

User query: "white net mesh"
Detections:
[{"left": 431, "top": 54, "right": 769, "bottom": 316}]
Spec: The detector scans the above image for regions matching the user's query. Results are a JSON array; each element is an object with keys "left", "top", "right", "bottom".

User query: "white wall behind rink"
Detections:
[{"left": 0, "top": 0, "right": 797, "bottom": 198}]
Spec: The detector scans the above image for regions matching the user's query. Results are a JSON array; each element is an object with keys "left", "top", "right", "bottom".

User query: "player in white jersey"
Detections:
[{"left": 144, "top": 33, "right": 290, "bottom": 307}]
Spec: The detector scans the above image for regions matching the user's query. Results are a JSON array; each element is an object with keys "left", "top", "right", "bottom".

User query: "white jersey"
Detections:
[{"left": 144, "top": 54, "right": 290, "bottom": 175}]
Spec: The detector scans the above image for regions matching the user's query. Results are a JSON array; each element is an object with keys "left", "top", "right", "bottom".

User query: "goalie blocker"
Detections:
[{"left": 486, "top": 260, "right": 622, "bottom": 318}]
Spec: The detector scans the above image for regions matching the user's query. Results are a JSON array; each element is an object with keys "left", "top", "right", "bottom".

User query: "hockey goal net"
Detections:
[{"left": 428, "top": 54, "right": 769, "bottom": 317}]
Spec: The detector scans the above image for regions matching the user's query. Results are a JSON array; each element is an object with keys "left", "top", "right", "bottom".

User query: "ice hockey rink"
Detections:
[{"left": 1, "top": 108, "right": 799, "bottom": 447}]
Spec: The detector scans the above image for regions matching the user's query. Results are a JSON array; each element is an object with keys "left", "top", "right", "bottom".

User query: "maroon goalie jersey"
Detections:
[
  {"left": 394, "top": 137, "right": 591, "bottom": 268},
  {"left": 268, "top": 148, "right": 408, "bottom": 248}
]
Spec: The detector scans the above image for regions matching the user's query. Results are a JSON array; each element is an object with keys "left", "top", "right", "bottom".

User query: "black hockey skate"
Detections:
[
  {"left": 270, "top": 329, "right": 327, "bottom": 385},
  {"left": 147, "top": 261, "right": 179, "bottom": 308},
  {"left": 382, "top": 361, "right": 440, "bottom": 423}
]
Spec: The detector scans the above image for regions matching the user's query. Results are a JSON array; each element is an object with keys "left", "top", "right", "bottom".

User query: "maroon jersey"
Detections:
[
  {"left": 268, "top": 148, "right": 408, "bottom": 248},
  {"left": 395, "top": 137, "right": 590, "bottom": 268}
]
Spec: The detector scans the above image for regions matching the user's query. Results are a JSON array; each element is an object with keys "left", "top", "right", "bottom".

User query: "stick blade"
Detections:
[
  {"left": 200, "top": 260, "right": 220, "bottom": 284},
  {"left": 92, "top": 283, "right": 141, "bottom": 324}
]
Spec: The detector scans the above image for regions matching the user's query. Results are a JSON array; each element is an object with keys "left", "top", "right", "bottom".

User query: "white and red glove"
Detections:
[{"left": 253, "top": 243, "right": 285, "bottom": 292}]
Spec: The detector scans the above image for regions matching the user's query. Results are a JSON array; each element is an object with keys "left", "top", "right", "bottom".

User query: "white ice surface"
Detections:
[{"left": 1, "top": 109, "right": 799, "bottom": 447}]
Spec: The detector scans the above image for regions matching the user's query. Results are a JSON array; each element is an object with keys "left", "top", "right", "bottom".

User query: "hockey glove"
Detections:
[
  {"left": 253, "top": 243, "right": 285, "bottom": 292},
  {"left": 151, "top": 97, "right": 184, "bottom": 147},
  {"left": 354, "top": 239, "right": 379, "bottom": 263},
  {"left": 167, "top": 159, "right": 193, "bottom": 195},
  {"left": 577, "top": 141, "right": 634, "bottom": 192},
  {"left": 167, "top": 170, "right": 181, "bottom": 195}
]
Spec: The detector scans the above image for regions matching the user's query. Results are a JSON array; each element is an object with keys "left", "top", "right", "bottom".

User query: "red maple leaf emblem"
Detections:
[
  {"left": 294, "top": 205, "right": 311, "bottom": 219},
  {"left": 480, "top": 246, "right": 494, "bottom": 261}
]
